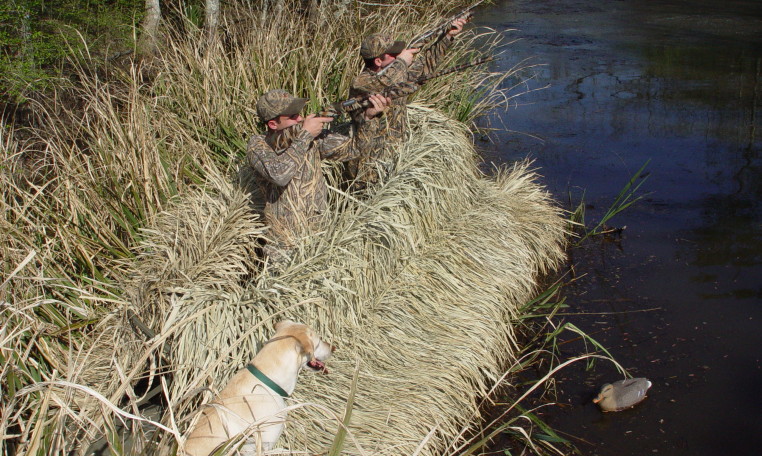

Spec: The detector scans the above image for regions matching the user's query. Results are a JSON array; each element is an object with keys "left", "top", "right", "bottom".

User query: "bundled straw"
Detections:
[{"left": 123, "top": 105, "right": 566, "bottom": 455}]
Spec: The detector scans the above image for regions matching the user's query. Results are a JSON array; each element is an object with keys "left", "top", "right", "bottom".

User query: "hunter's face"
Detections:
[
  {"left": 269, "top": 112, "right": 302, "bottom": 130},
  {"left": 377, "top": 53, "right": 398, "bottom": 69}
]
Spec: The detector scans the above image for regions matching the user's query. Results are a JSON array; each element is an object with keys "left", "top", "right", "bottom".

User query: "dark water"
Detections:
[{"left": 475, "top": 1, "right": 762, "bottom": 455}]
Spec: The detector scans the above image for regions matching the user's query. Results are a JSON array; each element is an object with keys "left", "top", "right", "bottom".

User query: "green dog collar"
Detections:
[{"left": 246, "top": 364, "right": 289, "bottom": 398}]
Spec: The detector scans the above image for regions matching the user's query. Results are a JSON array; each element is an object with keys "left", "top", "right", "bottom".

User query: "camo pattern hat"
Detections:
[
  {"left": 256, "top": 89, "right": 308, "bottom": 122},
  {"left": 360, "top": 33, "right": 406, "bottom": 59}
]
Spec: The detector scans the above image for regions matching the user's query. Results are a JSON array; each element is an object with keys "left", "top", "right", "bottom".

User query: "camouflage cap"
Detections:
[
  {"left": 360, "top": 33, "right": 406, "bottom": 60},
  {"left": 256, "top": 89, "right": 308, "bottom": 122}
]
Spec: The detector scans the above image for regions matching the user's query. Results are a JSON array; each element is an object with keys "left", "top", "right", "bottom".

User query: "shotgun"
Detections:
[
  {"left": 322, "top": 56, "right": 495, "bottom": 118},
  {"left": 408, "top": 0, "right": 484, "bottom": 48}
]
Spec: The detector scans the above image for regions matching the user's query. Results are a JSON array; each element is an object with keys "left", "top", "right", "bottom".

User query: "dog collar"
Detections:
[{"left": 246, "top": 364, "right": 289, "bottom": 398}]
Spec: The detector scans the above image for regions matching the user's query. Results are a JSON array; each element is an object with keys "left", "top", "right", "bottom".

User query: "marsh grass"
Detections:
[
  {"left": 457, "top": 163, "right": 655, "bottom": 455},
  {"left": 111, "top": 105, "right": 566, "bottom": 456},
  {"left": 449, "top": 279, "right": 627, "bottom": 456},
  {"left": 569, "top": 160, "right": 651, "bottom": 245},
  {"left": 0, "top": 1, "right": 571, "bottom": 455}
]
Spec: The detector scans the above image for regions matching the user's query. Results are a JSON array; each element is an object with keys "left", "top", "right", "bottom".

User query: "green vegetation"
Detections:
[
  {"left": 0, "top": 0, "right": 143, "bottom": 101},
  {"left": 569, "top": 160, "right": 651, "bottom": 245}
]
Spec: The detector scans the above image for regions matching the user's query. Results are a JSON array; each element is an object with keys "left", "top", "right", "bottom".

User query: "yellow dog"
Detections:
[{"left": 182, "top": 320, "right": 333, "bottom": 456}]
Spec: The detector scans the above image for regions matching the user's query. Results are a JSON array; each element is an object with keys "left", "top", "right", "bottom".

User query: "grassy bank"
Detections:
[
  {"left": 1, "top": 1, "right": 568, "bottom": 454},
  {"left": 117, "top": 105, "right": 567, "bottom": 456}
]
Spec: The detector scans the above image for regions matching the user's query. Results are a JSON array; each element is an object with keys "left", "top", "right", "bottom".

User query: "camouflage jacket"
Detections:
[
  {"left": 247, "top": 125, "right": 356, "bottom": 243},
  {"left": 348, "top": 35, "right": 454, "bottom": 184}
]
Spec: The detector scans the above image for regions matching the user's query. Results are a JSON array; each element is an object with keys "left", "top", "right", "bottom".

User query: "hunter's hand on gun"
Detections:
[
  {"left": 302, "top": 114, "right": 334, "bottom": 137},
  {"left": 409, "top": 0, "right": 482, "bottom": 48},
  {"left": 448, "top": 17, "right": 467, "bottom": 37},
  {"left": 397, "top": 48, "right": 420, "bottom": 66},
  {"left": 364, "top": 94, "right": 393, "bottom": 120}
]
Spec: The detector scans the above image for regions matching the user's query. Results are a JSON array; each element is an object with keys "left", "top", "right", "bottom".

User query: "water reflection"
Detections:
[{"left": 475, "top": 1, "right": 762, "bottom": 454}]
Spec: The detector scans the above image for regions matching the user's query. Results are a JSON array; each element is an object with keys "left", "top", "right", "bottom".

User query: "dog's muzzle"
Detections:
[{"left": 307, "top": 358, "right": 328, "bottom": 373}]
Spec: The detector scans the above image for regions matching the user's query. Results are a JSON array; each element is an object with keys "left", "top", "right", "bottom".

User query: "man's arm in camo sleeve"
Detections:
[
  {"left": 349, "top": 59, "right": 409, "bottom": 128},
  {"left": 408, "top": 34, "right": 454, "bottom": 80},
  {"left": 317, "top": 133, "right": 358, "bottom": 162},
  {"left": 247, "top": 127, "right": 314, "bottom": 186},
  {"left": 359, "top": 58, "right": 410, "bottom": 94}
]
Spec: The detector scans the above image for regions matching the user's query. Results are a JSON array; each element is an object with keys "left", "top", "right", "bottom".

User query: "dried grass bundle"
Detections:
[{"left": 124, "top": 105, "right": 566, "bottom": 455}]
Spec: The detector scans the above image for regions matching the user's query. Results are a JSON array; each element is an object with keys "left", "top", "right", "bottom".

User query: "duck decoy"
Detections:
[{"left": 593, "top": 377, "right": 652, "bottom": 412}]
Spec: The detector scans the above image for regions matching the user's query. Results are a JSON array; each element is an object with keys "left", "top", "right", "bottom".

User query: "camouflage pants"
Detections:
[{"left": 262, "top": 240, "right": 293, "bottom": 271}]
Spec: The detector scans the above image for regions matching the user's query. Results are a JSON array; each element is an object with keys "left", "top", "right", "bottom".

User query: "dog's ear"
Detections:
[
  {"left": 292, "top": 328, "right": 315, "bottom": 360},
  {"left": 275, "top": 319, "right": 293, "bottom": 332}
]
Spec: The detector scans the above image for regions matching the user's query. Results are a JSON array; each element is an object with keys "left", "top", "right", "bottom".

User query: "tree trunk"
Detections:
[
  {"left": 20, "top": 7, "right": 34, "bottom": 70},
  {"left": 205, "top": 0, "right": 220, "bottom": 41},
  {"left": 138, "top": 0, "right": 161, "bottom": 57}
]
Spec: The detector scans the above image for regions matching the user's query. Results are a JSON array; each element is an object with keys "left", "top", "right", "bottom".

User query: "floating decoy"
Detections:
[{"left": 593, "top": 377, "right": 652, "bottom": 412}]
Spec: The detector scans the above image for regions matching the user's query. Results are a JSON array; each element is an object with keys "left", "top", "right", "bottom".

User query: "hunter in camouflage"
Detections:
[
  {"left": 347, "top": 17, "right": 467, "bottom": 186},
  {"left": 248, "top": 89, "right": 389, "bottom": 260}
]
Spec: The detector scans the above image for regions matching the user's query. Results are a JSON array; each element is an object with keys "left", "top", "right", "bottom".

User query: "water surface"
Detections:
[{"left": 475, "top": 1, "right": 762, "bottom": 454}]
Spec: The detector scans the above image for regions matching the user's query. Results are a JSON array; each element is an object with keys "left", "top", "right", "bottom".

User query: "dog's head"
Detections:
[{"left": 274, "top": 320, "right": 334, "bottom": 373}]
